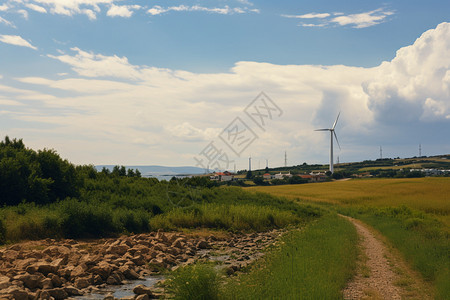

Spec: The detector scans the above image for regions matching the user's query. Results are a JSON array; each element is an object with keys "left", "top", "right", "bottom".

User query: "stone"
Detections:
[
  {"left": 119, "top": 266, "right": 140, "bottom": 280},
  {"left": 171, "top": 238, "right": 185, "bottom": 249},
  {"left": 196, "top": 240, "right": 209, "bottom": 249},
  {"left": 132, "top": 285, "right": 154, "bottom": 296},
  {"left": 90, "top": 262, "right": 113, "bottom": 280},
  {"left": 63, "top": 286, "right": 83, "bottom": 296},
  {"left": 38, "top": 290, "right": 51, "bottom": 300},
  {"left": 2, "top": 287, "right": 28, "bottom": 300},
  {"left": 14, "top": 273, "right": 42, "bottom": 289},
  {"left": 50, "top": 274, "right": 63, "bottom": 287},
  {"left": 105, "top": 245, "right": 129, "bottom": 256},
  {"left": 103, "top": 294, "right": 114, "bottom": 300},
  {"left": 70, "top": 263, "right": 88, "bottom": 278},
  {"left": 41, "top": 277, "right": 53, "bottom": 289},
  {"left": 0, "top": 275, "right": 10, "bottom": 289},
  {"left": 135, "top": 294, "right": 149, "bottom": 300},
  {"left": 74, "top": 278, "right": 90, "bottom": 289},
  {"left": 47, "top": 288, "right": 68, "bottom": 300}
]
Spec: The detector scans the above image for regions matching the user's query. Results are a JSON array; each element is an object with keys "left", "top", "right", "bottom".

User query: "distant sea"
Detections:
[{"left": 95, "top": 165, "right": 208, "bottom": 181}]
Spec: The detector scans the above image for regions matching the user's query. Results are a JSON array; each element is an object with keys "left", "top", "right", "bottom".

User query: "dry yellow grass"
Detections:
[{"left": 246, "top": 178, "right": 450, "bottom": 225}]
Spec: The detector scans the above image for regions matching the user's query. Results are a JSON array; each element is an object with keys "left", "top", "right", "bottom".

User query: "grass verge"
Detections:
[
  {"left": 221, "top": 213, "right": 358, "bottom": 299},
  {"left": 341, "top": 206, "right": 449, "bottom": 299}
]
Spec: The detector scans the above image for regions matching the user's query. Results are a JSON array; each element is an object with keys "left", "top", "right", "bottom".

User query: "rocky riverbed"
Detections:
[{"left": 0, "top": 229, "right": 284, "bottom": 299}]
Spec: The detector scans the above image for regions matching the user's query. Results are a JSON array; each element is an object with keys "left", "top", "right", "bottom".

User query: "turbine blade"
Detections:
[
  {"left": 315, "top": 129, "right": 330, "bottom": 131},
  {"left": 332, "top": 112, "right": 341, "bottom": 130},
  {"left": 334, "top": 131, "right": 341, "bottom": 150}
]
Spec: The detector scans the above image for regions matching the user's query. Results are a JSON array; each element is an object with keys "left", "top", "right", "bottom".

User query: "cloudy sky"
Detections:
[{"left": 0, "top": 0, "right": 449, "bottom": 169}]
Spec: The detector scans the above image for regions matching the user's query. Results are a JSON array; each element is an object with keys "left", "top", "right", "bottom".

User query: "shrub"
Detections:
[{"left": 166, "top": 264, "right": 220, "bottom": 300}]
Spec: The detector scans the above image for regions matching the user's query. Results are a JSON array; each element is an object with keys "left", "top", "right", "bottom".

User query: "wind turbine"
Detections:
[{"left": 315, "top": 113, "right": 341, "bottom": 174}]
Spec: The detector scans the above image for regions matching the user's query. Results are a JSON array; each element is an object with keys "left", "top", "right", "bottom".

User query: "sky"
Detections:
[{"left": 0, "top": 0, "right": 450, "bottom": 170}]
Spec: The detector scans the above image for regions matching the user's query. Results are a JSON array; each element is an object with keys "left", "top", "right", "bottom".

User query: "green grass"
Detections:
[
  {"left": 247, "top": 179, "right": 449, "bottom": 299},
  {"left": 166, "top": 263, "right": 220, "bottom": 300},
  {"left": 342, "top": 206, "right": 449, "bottom": 299},
  {"left": 221, "top": 213, "right": 358, "bottom": 299}
]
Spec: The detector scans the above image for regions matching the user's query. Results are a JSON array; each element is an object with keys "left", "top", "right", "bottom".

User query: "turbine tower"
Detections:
[{"left": 315, "top": 112, "right": 341, "bottom": 174}]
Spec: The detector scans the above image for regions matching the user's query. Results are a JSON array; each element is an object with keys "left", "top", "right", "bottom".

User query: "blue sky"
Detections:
[{"left": 0, "top": 0, "right": 449, "bottom": 169}]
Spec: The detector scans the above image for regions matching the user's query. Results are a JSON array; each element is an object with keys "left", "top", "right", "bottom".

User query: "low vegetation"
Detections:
[
  {"left": 166, "top": 213, "right": 358, "bottom": 299},
  {"left": 248, "top": 178, "right": 450, "bottom": 299},
  {"left": 0, "top": 137, "right": 320, "bottom": 243}
]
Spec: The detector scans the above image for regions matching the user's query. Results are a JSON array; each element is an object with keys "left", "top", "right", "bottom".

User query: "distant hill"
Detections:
[{"left": 95, "top": 165, "right": 207, "bottom": 177}]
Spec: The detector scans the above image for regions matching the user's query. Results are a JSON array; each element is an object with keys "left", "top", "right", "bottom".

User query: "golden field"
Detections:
[{"left": 246, "top": 177, "right": 450, "bottom": 225}]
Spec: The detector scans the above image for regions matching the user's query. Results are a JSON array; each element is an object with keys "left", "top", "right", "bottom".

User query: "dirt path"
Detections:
[{"left": 341, "top": 216, "right": 432, "bottom": 300}]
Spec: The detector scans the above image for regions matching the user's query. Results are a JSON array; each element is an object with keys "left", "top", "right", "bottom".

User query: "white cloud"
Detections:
[
  {"left": 0, "top": 16, "right": 14, "bottom": 27},
  {"left": 30, "top": 0, "right": 114, "bottom": 18},
  {"left": 0, "top": 34, "right": 37, "bottom": 50},
  {"left": 48, "top": 47, "right": 142, "bottom": 79},
  {"left": 364, "top": 22, "right": 450, "bottom": 122},
  {"left": 284, "top": 8, "right": 394, "bottom": 29},
  {"left": 331, "top": 8, "right": 394, "bottom": 28},
  {"left": 18, "top": 9, "right": 28, "bottom": 19},
  {"left": 282, "top": 13, "right": 330, "bottom": 19},
  {"left": 25, "top": 3, "right": 47, "bottom": 13},
  {"left": 0, "top": 4, "right": 9, "bottom": 11},
  {"left": 147, "top": 4, "right": 257, "bottom": 16},
  {"left": 3, "top": 23, "right": 450, "bottom": 166},
  {"left": 107, "top": 4, "right": 140, "bottom": 18}
]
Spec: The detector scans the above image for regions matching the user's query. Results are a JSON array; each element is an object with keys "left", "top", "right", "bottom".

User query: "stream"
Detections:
[{"left": 76, "top": 276, "right": 164, "bottom": 300}]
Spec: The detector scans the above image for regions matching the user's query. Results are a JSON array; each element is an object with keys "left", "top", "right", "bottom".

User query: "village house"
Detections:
[{"left": 210, "top": 171, "right": 233, "bottom": 181}]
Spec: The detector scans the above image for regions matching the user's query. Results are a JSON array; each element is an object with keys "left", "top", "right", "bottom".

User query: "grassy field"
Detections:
[
  {"left": 246, "top": 177, "right": 450, "bottom": 224},
  {"left": 246, "top": 178, "right": 450, "bottom": 299},
  {"left": 166, "top": 213, "right": 358, "bottom": 299}
]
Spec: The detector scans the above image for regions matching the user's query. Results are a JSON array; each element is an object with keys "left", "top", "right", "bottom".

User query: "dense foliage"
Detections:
[{"left": 0, "top": 137, "right": 319, "bottom": 243}]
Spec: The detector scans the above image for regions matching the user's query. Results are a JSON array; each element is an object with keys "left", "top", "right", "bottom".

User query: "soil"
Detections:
[{"left": 341, "top": 216, "right": 433, "bottom": 300}]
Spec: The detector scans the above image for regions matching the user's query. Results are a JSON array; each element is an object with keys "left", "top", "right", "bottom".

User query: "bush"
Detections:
[{"left": 166, "top": 264, "right": 220, "bottom": 300}]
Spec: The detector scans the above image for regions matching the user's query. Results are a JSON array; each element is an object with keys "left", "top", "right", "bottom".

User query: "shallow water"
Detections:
[{"left": 76, "top": 276, "right": 164, "bottom": 299}]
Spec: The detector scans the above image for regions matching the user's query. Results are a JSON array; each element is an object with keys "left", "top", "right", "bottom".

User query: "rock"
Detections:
[
  {"left": 0, "top": 275, "right": 10, "bottom": 289},
  {"left": 74, "top": 278, "right": 90, "bottom": 289},
  {"left": 2, "top": 287, "right": 28, "bottom": 300},
  {"left": 30, "top": 262, "right": 58, "bottom": 276},
  {"left": 89, "top": 262, "right": 113, "bottom": 280},
  {"left": 50, "top": 274, "right": 63, "bottom": 287},
  {"left": 106, "top": 245, "right": 129, "bottom": 256},
  {"left": 196, "top": 240, "right": 209, "bottom": 249},
  {"left": 106, "top": 275, "right": 120, "bottom": 285},
  {"left": 131, "top": 255, "right": 145, "bottom": 266},
  {"left": 171, "top": 238, "right": 185, "bottom": 249},
  {"left": 40, "top": 277, "right": 53, "bottom": 289},
  {"left": 47, "top": 288, "right": 68, "bottom": 300},
  {"left": 70, "top": 263, "right": 88, "bottom": 278},
  {"left": 132, "top": 284, "right": 154, "bottom": 297},
  {"left": 38, "top": 290, "right": 51, "bottom": 300},
  {"left": 14, "top": 273, "right": 42, "bottom": 289},
  {"left": 92, "top": 274, "right": 103, "bottom": 285},
  {"left": 63, "top": 286, "right": 83, "bottom": 296},
  {"left": 135, "top": 294, "right": 149, "bottom": 300},
  {"left": 103, "top": 294, "right": 114, "bottom": 300},
  {"left": 119, "top": 266, "right": 140, "bottom": 280}
]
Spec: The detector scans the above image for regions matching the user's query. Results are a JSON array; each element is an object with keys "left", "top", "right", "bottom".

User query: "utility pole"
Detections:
[{"left": 284, "top": 151, "right": 287, "bottom": 167}]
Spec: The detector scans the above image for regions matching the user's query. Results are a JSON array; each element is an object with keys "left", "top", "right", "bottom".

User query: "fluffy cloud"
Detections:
[
  {"left": 0, "top": 34, "right": 37, "bottom": 50},
  {"left": 364, "top": 22, "right": 450, "bottom": 122},
  {"left": 107, "top": 4, "right": 140, "bottom": 18},
  {"left": 331, "top": 8, "right": 394, "bottom": 28},
  {"left": 25, "top": 3, "right": 47, "bottom": 13},
  {"left": 283, "top": 8, "right": 394, "bottom": 28},
  {"left": 3, "top": 22, "right": 450, "bottom": 166}
]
